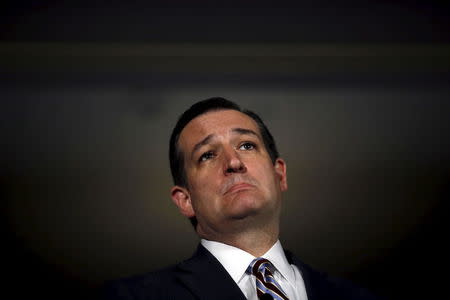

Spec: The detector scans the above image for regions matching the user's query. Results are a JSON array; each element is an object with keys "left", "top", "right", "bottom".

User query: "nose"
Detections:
[{"left": 223, "top": 148, "right": 247, "bottom": 175}]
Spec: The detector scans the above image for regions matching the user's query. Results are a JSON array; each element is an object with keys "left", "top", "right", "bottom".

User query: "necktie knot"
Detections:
[
  {"left": 247, "top": 258, "right": 289, "bottom": 300},
  {"left": 247, "top": 258, "right": 274, "bottom": 275}
]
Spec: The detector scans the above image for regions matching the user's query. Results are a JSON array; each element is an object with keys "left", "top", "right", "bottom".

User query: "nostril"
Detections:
[{"left": 225, "top": 165, "right": 246, "bottom": 174}]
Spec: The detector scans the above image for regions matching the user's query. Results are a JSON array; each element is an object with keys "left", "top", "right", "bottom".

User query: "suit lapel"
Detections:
[
  {"left": 284, "top": 249, "right": 326, "bottom": 300},
  {"left": 175, "top": 244, "right": 325, "bottom": 300},
  {"left": 284, "top": 250, "right": 320, "bottom": 300},
  {"left": 176, "top": 244, "right": 247, "bottom": 300}
]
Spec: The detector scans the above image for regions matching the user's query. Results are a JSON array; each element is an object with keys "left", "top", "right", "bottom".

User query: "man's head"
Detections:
[{"left": 169, "top": 98, "right": 287, "bottom": 236}]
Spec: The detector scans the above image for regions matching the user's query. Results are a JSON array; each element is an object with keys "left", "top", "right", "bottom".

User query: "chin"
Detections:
[
  {"left": 225, "top": 189, "right": 272, "bottom": 214},
  {"left": 228, "top": 200, "right": 267, "bottom": 220}
]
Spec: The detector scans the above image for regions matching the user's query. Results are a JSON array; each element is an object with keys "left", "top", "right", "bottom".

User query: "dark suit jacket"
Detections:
[{"left": 103, "top": 244, "right": 381, "bottom": 300}]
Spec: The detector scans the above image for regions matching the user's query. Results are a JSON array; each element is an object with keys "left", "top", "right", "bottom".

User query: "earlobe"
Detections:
[
  {"left": 171, "top": 186, "right": 195, "bottom": 217},
  {"left": 275, "top": 158, "right": 288, "bottom": 191}
]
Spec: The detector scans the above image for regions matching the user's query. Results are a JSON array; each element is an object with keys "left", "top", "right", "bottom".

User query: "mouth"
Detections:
[{"left": 224, "top": 182, "right": 254, "bottom": 195}]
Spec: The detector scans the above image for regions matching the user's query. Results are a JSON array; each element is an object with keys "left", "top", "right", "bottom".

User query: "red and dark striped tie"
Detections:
[{"left": 247, "top": 258, "right": 289, "bottom": 300}]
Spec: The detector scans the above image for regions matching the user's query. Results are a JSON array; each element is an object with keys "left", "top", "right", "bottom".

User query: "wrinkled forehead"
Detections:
[{"left": 178, "top": 109, "right": 261, "bottom": 154}]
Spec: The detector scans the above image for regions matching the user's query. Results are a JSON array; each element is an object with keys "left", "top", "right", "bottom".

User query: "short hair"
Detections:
[{"left": 169, "top": 97, "right": 280, "bottom": 227}]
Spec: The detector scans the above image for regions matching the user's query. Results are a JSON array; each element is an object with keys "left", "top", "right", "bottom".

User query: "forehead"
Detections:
[{"left": 178, "top": 109, "right": 260, "bottom": 151}]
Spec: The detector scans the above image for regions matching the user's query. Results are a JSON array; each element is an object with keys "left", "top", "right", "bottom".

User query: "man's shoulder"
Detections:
[
  {"left": 101, "top": 245, "right": 216, "bottom": 300},
  {"left": 111, "top": 264, "right": 180, "bottom": 285},
  {"left": 102, "top": 264, "right": 182, "bottom": 299},
  {"left": 285, "top": 249, "right": 383, "bottom": 300},
  {"left": 303, "top": 266, "right": 382, "bottom": 300}
]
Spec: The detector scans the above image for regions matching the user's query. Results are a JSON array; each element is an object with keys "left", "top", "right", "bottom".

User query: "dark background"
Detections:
[{"left": 1, "top": 1, "right": 449, "bottom": 299}]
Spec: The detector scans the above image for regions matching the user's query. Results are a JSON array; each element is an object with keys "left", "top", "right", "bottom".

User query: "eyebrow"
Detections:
[
  {"left": 191, "top": 127, "right": 260, "bottom": 158},
  {"left": 231, "top": 128, "right": 259, "bottom": 138},
  {"left": 192, "top": 134, "right": 215, "bottom": 157}
]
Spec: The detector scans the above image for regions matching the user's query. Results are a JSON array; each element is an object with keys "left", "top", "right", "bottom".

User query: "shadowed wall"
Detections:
[{"left": 1, "top": 1, "right": 449, "bottom": 299}]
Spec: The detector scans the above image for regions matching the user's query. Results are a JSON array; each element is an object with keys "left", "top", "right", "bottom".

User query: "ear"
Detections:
[
  {"left": 171, "top": 185, "right": 195, "bottom": 218},
  {"left": 274, "top": 158, "right": 288, "bottom": 192}
]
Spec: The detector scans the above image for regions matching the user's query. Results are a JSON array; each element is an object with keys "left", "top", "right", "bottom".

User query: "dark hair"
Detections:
[{"left": 169, "top": 97, "right": 280, "bottom": 227}]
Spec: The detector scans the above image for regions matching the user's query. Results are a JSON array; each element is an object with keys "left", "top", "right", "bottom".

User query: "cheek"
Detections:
[
  {"left": 188, "top": 173, "right": 220, "bottom": 201},
  {"left": 254, "top": 164, "right": 278, "bottom": 189},
  {"left": 189, "top": 163, "right": 223, "bottom": 188},
  {"left": 190, "top": 169, "right": 215, "bottom": 186}
]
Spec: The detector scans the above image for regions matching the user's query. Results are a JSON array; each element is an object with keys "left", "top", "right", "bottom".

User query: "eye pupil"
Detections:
[
  {"left": 242, "top": 143, "right": 254, "bottom": 150},
  {"left": 200, "top": 151, "right": 214, "bottom": 162}
]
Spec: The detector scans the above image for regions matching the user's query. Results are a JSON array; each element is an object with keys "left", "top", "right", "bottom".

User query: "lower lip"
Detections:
[{"left": 226, "top": 183, "right": 253, "bottom": 194}]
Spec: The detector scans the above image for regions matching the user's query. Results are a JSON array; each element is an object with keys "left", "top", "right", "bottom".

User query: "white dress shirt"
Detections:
[{"left": 201, "top": 239, "right": 308, "bottom": 300}]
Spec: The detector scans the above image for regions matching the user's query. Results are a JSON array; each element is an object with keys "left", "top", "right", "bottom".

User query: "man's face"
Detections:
[{"left": 171, "top": 109, "right": 287, "bottom": 236}]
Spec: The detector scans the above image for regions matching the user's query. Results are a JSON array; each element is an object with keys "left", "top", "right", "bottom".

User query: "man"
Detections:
[{"left": 104, "top": 98, "right": 380, "bottom": 299}]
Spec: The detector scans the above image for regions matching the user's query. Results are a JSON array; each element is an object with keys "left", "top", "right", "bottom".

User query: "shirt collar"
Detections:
[
  {"left": 200, "top": 239, "right": 295, "bottom": 286},
  {"left": 261, "top": 240, "right": 296, "bottom": 285},
  {"left": 201, "top": 239, "right": 255, "bottom": 283}
]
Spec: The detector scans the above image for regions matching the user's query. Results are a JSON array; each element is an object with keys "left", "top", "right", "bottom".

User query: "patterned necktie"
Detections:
[{"left": 247, "top": 257, "right": 289, "bottom": 300}]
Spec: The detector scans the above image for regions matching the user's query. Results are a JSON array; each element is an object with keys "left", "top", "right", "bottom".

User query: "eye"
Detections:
[
  {"left": 199, "top": 151, "right": 215, "bottom": 162},
  {"left": 239, "top": 142, "right": 256, "bottom": 151}
]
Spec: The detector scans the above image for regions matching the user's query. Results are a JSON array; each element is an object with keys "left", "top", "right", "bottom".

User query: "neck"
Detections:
[{"left": 197, "top": 219, "right": 279, "bottom": 257}]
